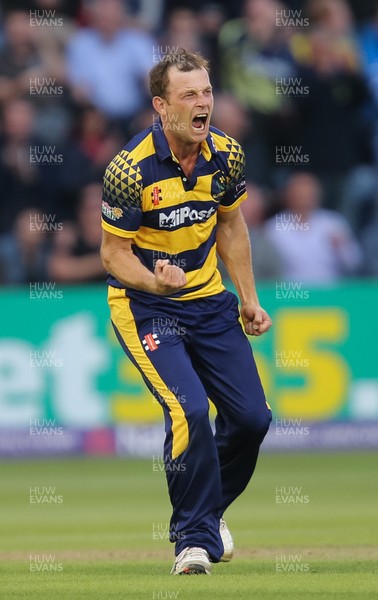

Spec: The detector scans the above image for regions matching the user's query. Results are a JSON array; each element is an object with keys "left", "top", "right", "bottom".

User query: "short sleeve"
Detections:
[
  {"left": 101, "top": 150, "right": 143, "bottom": 238},
  {"left": 218, "top": 139, "right": 247, "bottom": 212}
]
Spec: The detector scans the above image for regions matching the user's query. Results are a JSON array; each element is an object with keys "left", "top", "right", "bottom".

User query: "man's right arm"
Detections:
[{"left": 100, "top": 230, "right": 187, "bottom": 295}]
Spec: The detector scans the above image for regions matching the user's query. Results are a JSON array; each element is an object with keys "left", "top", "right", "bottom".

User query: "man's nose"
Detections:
[{"left": 196, "top": 93, "right": 209, "bottom": 106}]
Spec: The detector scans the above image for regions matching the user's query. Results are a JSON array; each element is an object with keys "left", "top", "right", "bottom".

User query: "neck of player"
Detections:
[{"left": 164, "top": 129, "right": 201, "bottom": 179}]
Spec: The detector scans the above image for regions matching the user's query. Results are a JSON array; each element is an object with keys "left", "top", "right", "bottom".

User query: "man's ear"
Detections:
[{"left": 152, "top": 96, "right": 166, "bottom": 116}]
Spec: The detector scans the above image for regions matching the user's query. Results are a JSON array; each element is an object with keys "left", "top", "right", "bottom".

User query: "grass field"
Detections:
[{"left": 0, "top": 451, "right": 377, "bottom": 599}]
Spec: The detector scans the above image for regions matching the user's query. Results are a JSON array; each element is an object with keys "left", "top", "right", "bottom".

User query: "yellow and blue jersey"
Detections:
[{"left": 101, "top": 121, "right": 247, "bottom": 301}]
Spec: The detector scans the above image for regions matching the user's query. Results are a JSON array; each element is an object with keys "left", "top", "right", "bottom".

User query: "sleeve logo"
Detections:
[
  {"left": 102, "top": 201, "right": 123, "bottom": 221},
  {"left": 211, "top": 171, "right": 227, "bottom": 201},
  {"left": 235, "top": 179, "right": 246, "bottom": 199}
]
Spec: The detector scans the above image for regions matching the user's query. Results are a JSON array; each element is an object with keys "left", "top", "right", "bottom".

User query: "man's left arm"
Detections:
[{"left": 216, "top": 207, "right": 272, "bottom": 336}]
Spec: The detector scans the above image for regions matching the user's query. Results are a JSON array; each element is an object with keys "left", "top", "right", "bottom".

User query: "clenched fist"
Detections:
[
  {"left": 154, "top": 259, "right": 187, "bottom": 295},
  {"left": 241, "top": 302, "right": 272, "bottom": 336}
]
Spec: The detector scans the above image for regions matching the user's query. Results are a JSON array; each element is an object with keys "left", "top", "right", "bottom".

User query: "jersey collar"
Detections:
[{"left": 152, "top": 118, "right": 217, "bottom": 163}]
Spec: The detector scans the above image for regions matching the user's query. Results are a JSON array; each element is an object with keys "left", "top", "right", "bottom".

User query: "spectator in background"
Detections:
[
  {"left": 29, "top": 0, "right": 74, "bottom": 76},
  {"left": 212, "top": 92, "right": 274, "bottom": 184},
  {"left": 158, "top": 5, "right": 226, "bottom": 90},
  {"left": 0, "top": 1, "right": 79, "bottom": 20},
  {"left": 66, "top": 0, "right": 155, "bottom": 133},
  {"left": 0, "top": 10, "right": 42, "bottom": 103},
  {"left": 359, "top": 1, "right": 378, "bottom": 161},
  {"left": 0, "top": 99, "right": 44, "bottom": 233},
  {"left": 292, "top": 0, "right": 373, "bottom": 208},
  {"left": 264, "top": 172, "right": 363, "bottom": 284},
  {"left": 158, "top": 8, "right": 203, "bottom": 55},
  {"left": 198, "top": 3, "right": 226, "bottom": 90},
  {"left": 26, "top": 5, "right": 75, "bottom": 150},
  {"left": 361, "top": 198, "right": 378, "bottom": 276},
  {"left": 0, "top": 0, "right": 375, "bottom": 287},
  {"left": 340, "top": 166, "right": 378, "bottom": 235},
  {"left": 48, "top": 182, "right": 106, "bottom": 283},
  {"left": 126, "top": 0, "right": 165, "bottom": 33},
  {"left": 159, "top": 2, "right": 224, "bottom": 82},
  {"left": 218, "top": 0, "right": 296, "bottom": 186},
  {"left": 219, "top": 0, "right": 294, "bottom": 115},
  {"left": 241, "top": 183, "right": 283, "bottom": 280},
  {"left": 292, "top": 0, "right": 360, "bottom": 72},
  {"left": 0, "top": 208, "right": 51, "bottom": 284},
  {"left": 74, "top": 105, "right": 125, "bottom": 178},
  {"left": 294, "top": 30, "right": 372, "bottom": 208},
  {"left": 127, "top": 105, "right": 156, "bottom": 138}
]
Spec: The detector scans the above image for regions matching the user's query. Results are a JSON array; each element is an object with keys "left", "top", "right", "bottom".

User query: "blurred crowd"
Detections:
[{"left": 0, "top": 0, "right": 378, "bottom": 286}]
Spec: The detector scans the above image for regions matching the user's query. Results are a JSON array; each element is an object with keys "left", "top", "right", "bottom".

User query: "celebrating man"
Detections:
[{"left": 101, "top": 49, "right": 272, "bottom": 575}]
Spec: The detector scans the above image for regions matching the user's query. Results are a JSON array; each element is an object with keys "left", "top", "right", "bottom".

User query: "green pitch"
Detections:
[{"left": 0, "top": 451, "right": 377, "bottom": 599}]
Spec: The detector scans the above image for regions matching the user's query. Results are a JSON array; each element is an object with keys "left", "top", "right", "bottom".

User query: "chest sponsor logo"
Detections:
[{"left": 159, "top": 206, "right": 216, "bottom": 228}]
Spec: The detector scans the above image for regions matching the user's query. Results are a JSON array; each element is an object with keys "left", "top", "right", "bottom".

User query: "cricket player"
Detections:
[{"left": 101, "top": 48, "right": 272, "bottom": 575}]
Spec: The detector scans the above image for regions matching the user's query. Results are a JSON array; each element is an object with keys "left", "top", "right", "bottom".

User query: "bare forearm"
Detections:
[
  {"left": 101, "top": 232, "right": 187, "bottom": 295},
  {"left": 101, "top": 246, "right": 157, "bottom": 293},
  {"left": 217, "top": 212, "right": 259, "bottom": 305}
]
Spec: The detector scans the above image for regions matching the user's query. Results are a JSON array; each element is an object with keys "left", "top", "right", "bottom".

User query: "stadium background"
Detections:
[{"left": 0, "top": 1, "right": 377, "bottom": 598}]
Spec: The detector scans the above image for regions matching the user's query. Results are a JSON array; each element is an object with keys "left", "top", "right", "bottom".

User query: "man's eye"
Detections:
[{"left": 185, "top": 93, "right": 194, "bottom": 98}]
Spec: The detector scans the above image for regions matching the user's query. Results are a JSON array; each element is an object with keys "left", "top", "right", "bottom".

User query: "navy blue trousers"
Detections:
[{"left": 109, "top": 287, "right": 272, "bottom": 562}]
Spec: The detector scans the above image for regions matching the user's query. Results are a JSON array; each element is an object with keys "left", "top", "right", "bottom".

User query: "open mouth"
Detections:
[{"left": 192, "top": 114, "right": 208, "bottom": 132}]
